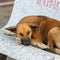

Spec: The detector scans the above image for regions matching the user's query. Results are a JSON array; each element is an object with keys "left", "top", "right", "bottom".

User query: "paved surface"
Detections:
[
  {"left": 0, "top": 5, "right": 15, "bottom": 60},
  {"left": 0, "top": 0, "right": 14, "bottom": 3},
  {"left": 0, "top": 5, "right": 13, "bottom": 28}
]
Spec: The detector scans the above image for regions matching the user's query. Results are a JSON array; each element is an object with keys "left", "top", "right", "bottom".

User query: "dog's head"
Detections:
[
  {"left": 5, "top": 20, "right": 46, "bottom": 46},
  {"left": 5, "top": 23, "right": 38, "bottom": 46},
  {"left": 16, "top": 23, "right": 38, "bottom": 46}
]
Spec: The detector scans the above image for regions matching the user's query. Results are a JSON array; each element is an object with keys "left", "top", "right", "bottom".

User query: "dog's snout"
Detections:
[{"left": 21, "top": 38, "right": 31, "bottom": 46}]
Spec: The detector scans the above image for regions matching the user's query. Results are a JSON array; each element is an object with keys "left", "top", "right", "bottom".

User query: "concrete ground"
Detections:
[
  {"left": 0, "top": 5, "right": 15, "bottom": 60},
  {"left": 0, "top": 5, "right": 13, "bottom": 28}
]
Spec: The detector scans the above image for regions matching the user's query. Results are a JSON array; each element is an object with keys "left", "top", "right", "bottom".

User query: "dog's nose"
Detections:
[{"left": 21, "top": 39, "right": 31, "bottom": 46}]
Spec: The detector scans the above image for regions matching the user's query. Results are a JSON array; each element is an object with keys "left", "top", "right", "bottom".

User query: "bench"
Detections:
[{"left": 0, "top": 0, "right": 60, "bottom": 60}]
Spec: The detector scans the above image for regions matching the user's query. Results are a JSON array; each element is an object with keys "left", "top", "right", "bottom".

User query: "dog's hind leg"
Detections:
[{"left": 47, "top": 27, "right": 60, "bottom": 54}]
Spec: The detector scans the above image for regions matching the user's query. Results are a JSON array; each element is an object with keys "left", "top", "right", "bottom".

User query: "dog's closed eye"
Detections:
[
  {"left": 20, "top": 33, "right": 24, "bottom": 36},
  {"left": 27, "top": 31, "right": 30, "bottom": 35}
]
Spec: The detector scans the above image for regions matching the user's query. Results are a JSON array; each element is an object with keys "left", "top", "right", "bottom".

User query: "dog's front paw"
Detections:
[
  {"left": 38, "top": 42, "right": 49, "bottom": 49},
  {"left": 32, "top": 42, "right": 49, "bottom": 49},
  {"left": 31, "top": 43, "right": 38, "bottom": 47},
  {"left": 16, "top": 38, "right": 21, "bottom": 45}
]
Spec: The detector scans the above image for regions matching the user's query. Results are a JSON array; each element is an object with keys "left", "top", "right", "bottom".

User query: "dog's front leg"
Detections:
[
  {"left": 37, "top": 42, "right": 49, "bottom": 49},
  {"left": 16, "top": 35, "right": 21, "bottom": 45},
  {"left": 31, "top": 39, "right": 49, "bottom": 49}
]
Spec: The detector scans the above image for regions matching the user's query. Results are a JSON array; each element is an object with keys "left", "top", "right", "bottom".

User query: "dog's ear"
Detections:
[
  {"left": 5, "top": 26, "right": 16, "bottom": 33},
  {"left": 29, "top": 24, "right": 38, "bottom": 29}
]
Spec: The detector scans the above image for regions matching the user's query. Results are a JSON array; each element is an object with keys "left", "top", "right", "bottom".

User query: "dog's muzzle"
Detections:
[{"left": 21, "top": 38, "right": 31, "bottom": 46}]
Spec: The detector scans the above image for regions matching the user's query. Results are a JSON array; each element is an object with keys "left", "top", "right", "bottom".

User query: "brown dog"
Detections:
[
  {"left": 5, "top": 16, "right": 60, "bottom": 54},
  {"left": 5, "top": 16, "right": 48, "bottom": 49},
  {"left": 48, "top": 27, "right": 60, "bottom": 54}
]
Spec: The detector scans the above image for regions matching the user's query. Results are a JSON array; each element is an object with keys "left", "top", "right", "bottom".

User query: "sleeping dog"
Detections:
[{"left": 5, "top": 16, "right": 60, "bottom": 54}]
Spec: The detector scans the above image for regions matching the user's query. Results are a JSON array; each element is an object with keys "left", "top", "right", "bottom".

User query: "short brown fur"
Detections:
[{"left": 5, "top": 16, "right": 60, "bottom": 54}]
